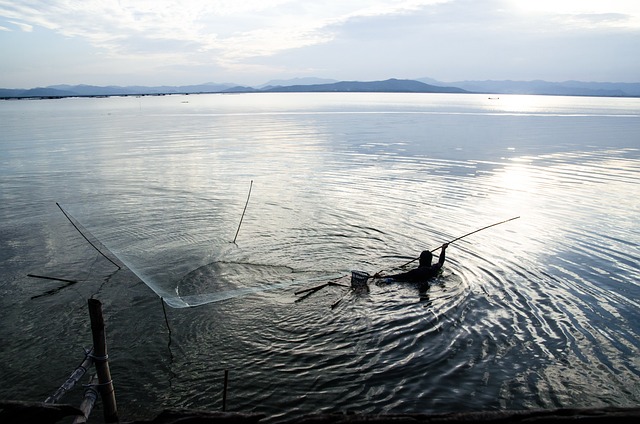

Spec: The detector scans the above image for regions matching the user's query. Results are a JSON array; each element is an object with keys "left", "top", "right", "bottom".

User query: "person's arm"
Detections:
[{"left": 437, "top": 243, "right": 448, "bottom": 267}]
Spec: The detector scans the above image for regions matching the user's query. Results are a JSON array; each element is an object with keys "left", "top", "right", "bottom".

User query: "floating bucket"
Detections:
[{"left": 351, "top": 271, "right": 370, "bottom": 290}]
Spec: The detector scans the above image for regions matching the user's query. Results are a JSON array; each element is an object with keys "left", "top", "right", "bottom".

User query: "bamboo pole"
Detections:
[
  {"left": 57, "top": 203, "right": 121, "bottom": 269},
  {"left": 294, "top": 282, "right": 331, "bottom": 296},
  {"left": 390, "top": 216, "right": 521, "bottom": 271},
  {"left": 232, "top": 180, "right": 253, "bottom": 244},
  {"left": 44, "top": 348, "right": 94, "bottom": 404},
  {"left": 72, "top": 374, "right": 99, "bottom": 424},
  {"left": 88, "top": 299, "right": 118, "bottom": 423}
]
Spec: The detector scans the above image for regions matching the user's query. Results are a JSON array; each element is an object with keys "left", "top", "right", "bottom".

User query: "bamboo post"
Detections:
[
  {"left": 72, "top": 374, "right": 98, "bottom": 424},
  {"left": 88, "top": 299, "right": 118, "bottom": 423},
  {"left": 44, "top": 348, "right": 94, "bottom": 404}
]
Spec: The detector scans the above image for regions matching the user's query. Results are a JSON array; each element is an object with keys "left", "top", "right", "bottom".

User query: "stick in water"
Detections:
[
  {"left": 396, "top": 216, "right": 520, "bottom": 269},
  {"left": 56, "top": 203, "right": 121, "bottom": 269},
  {"left": 232, "top": 180, "right": 253, "bottom": 244},
  {"left": 28, "top": 274, "right": 79, "bottom": 284}
]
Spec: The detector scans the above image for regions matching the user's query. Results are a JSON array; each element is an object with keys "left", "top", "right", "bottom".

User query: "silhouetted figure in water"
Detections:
[{"left": 379, "top": 243, "right": 449, "bottom": 284}]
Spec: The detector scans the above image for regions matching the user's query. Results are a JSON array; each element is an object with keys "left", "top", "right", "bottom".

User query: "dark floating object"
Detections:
[
  {"left": 294, "top": 279, "right": 349, "bottom": 303},
  {"left": 295, "top": 271, "right": 370, "bottom": 309},
  {"left": 28, "top": 274, "right": 79, "bottom": 299},
  {"left": 350, "top": 271, "right": 370, "bottom": 291},
  {"left": 27, "top": 274, "right": 78, "bottom": 284}
]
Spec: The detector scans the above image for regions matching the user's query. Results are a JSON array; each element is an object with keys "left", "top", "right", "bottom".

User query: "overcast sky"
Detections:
[{"left": 1, "top": 0, "right": 639, "bottom": 88}]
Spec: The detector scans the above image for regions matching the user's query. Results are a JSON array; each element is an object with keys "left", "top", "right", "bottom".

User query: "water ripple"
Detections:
[{"left": 2, "top": 94, "right": 639, "bottom": 421}]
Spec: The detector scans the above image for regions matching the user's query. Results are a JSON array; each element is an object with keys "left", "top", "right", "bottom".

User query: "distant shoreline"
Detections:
[
  {"left": 3, "top": 77, "right": 640, "bottom": 100},
  {"left": 2, "top": 91, "right": 639, "bottom": 101}
]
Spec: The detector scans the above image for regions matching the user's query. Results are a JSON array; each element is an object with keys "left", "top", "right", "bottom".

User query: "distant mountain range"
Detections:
[
  {"left": 422, "top": 78, "right": 640, "bottom": 97},
  {"left": 264, "top": 78, "right": 467, "bottom": 93},
  {"left": 0, "top": 82, "right": 238, "bottom": 98},
  {"left": 1, "top": 77, "right": 639, "bottom": 99}
]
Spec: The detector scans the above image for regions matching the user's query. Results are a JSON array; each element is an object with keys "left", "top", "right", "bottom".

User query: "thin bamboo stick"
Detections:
[
  {"left": 57, "top": 203, "right": 121, "bottom": 269},
  {"left": 232, "top": 180, "right": 253, "bottom": 244},
  {"left": 392, "top": 216, "right": 521, "bottom": 271},
  {"left": 44, "top": 349, "right": 94, "bottom": 404},
  {"left": 27, "top": 274, "right": 79, "bottom": 284}
]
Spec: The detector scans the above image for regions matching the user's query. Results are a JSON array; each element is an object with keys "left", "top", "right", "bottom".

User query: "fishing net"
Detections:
[
  {"left": 351, "top": 270, "right": 370, "bottom": 290},
  {"left": 57, "top": 202, "right": 308, "bottom": 308}
]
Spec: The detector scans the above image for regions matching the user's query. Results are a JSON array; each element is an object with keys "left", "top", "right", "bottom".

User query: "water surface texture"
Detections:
[{"left": 1, "top": 93, "right": 639, "bottom": 421}]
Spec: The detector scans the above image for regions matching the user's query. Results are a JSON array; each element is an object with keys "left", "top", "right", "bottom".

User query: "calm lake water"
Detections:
[{"left": 1, "top": 93, "right": 639, "bottom": 421}]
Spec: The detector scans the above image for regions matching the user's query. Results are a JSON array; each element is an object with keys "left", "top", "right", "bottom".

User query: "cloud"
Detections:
[
  {"left": 247, "top": 0, "right": 640, "bottom": 83},
  {"left": 508, "top": 0, "right": 640, "bottom": 29},
  {"left": 1, "top": 0, "right": 638, "bottom": 85},
  {"left": 0, "top": 1, "right": 450, "bottom": 64},
  {"left": 2, "top": 1, "right": 638, "bottom": 59},
  {"left": 559, "top": 13, "right": 639, "bottom": 30},
  {"left": 8, "top": 20, "right": 33, "bottom": 32}
]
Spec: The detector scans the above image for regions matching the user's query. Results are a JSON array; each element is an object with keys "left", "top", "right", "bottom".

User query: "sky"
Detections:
[{"left": 1, "top": 0, "right": 639, "bottom": 88}]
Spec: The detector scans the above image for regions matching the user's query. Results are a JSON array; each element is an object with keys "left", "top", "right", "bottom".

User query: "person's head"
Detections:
[{"left": 419, "top": 250, "right": 433, "bottom": 267}]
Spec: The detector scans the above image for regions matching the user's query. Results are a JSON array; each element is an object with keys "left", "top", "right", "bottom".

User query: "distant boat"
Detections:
[{"left": 488, "top": 97, "right": 500, "bottom": 100}]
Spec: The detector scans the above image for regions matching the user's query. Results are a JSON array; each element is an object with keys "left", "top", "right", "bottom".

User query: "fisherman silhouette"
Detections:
[{"left": 376, "top": 243, "right": 449, "bottom": 285}]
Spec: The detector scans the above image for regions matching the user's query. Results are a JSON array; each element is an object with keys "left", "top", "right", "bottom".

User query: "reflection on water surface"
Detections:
[{"left": 0, "top": 93, "right": 638, "bottom": 421}]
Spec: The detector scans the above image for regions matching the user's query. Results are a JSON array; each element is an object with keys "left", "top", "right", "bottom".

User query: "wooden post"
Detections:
[
  {"left": 72, "top": 374, "right": 98, "bottom": 424},
  {"left": 88, "top": 299, "right": 118, "bottom": 423}
]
